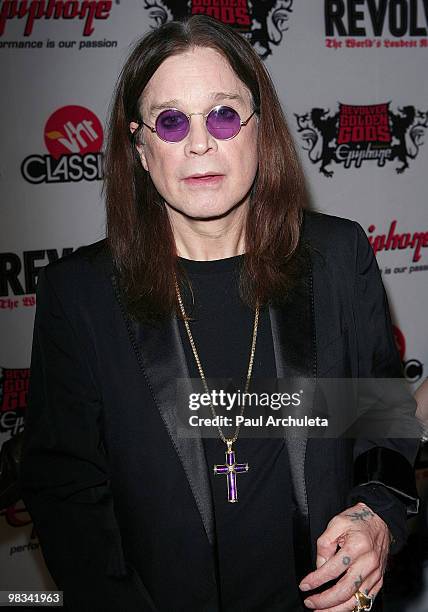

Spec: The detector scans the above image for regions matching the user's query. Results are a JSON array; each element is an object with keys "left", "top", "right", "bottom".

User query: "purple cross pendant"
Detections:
[{"left": 214, "top": 440, "right": 249, "bottom": 503}]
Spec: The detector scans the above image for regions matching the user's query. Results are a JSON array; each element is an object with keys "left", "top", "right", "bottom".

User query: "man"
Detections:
[{"left": 20, "top": 15, "right": 419, "bottom": 611}]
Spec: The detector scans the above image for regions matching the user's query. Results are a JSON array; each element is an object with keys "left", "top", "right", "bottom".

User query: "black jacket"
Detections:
[{"left": 19, "top": 210, "right": 419, "bottom": 611}]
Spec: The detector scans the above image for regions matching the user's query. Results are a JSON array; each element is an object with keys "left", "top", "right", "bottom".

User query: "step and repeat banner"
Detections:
[{"left": 1, "top": 0, "right": 427, "bottom": 607}]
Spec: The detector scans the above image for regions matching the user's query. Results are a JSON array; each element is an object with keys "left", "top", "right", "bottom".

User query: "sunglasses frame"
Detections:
[{"left": 139, "top": 104, "right": 258, "bottom": 143}]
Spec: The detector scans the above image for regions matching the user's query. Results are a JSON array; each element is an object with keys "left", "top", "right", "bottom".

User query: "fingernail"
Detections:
[
  {"left": 316, "top": 555, "right": 326, "bottom": 568},
  {"left": 304, "top": 599, "right": 315, "bottom": 608},
  {"left": 300, "top": 583, "right": 311, "bottom": 591}
]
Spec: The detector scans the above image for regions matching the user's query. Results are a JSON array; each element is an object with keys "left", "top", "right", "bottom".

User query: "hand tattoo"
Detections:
[
  {"left": 342, "top": 556, "right": 351, "bottom": 566},
  {"left": 354, "top": 574, "right": 363, "bottom": 589},
  {"left": 345, "top": 508, "right": 374, "bottom": 522}
]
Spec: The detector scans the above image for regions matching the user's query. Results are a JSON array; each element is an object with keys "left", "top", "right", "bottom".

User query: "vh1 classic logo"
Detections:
[
  {"left": 21, "top": 105, "right": 104, "bottom": 183},
  {"left": 295, "top": 102, "right": 428, "bottom": 177}
]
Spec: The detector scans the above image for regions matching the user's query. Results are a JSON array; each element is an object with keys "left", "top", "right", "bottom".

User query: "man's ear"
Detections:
[{"left": 129, "top": 121, "right": 148, "bottom": 171}]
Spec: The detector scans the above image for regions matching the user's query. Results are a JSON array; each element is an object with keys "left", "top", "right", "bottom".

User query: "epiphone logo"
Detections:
[
  {"left": 0, "top": 0, "right": 113, "bottom": 37},
  {"left": 368, "top": 220, "right": 428, "bottom": 262}
]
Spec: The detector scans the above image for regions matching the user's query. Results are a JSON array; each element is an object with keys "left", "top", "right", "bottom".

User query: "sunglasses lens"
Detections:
[
  {"left": 206, "top": 106, "right": 241, "bottom": 139},
  {"left": 156, "top": 109, "right": 189, "bottom": 142}
]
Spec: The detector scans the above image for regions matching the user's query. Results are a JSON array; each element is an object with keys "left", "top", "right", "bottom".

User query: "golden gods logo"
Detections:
[{"left": 143, "top": 0, "right": 294, "bottom": 59}]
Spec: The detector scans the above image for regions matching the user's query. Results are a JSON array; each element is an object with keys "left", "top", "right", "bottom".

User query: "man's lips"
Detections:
[
  {"left": 183, "top": 173, "right": 225, "bottom": 185},
  {"left": 184, "top": 172, "right": 224, "bottom": 179}
]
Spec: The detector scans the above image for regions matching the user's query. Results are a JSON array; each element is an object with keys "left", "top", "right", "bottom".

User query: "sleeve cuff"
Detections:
[{"left": 353, "top": 447, "right": 419, "bottom": 515}]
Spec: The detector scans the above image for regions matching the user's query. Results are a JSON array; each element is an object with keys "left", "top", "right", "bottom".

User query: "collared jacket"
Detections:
[{"left": 20, "top": 210, "right": 419, "bottom": 611}]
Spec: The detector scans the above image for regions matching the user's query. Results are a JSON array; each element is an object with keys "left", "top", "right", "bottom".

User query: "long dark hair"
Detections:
[{"left": 104, "top": 15, "right": 308, "bottom": 323}]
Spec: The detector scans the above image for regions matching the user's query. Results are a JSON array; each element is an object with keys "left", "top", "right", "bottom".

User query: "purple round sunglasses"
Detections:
[{"left": 139, "top": 105, "right": 257, "bottom": 143}]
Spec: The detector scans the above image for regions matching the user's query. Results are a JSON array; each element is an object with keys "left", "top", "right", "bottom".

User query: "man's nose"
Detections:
[{"left": 184, "top": 114, "right": 217, "bottom": 156}]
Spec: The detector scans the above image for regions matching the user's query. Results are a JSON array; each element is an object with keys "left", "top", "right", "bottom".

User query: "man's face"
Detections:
[{"left": 131, "top": 46, "right": 259, "bottom": 220}]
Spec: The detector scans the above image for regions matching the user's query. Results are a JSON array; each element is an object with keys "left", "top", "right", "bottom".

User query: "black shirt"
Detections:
[{"left": 177, "top": 254, "right": 303, "bottom": 612}]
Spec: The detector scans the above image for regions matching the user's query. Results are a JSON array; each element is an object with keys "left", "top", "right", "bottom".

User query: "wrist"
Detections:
[{"left": 355, "top": 501, "right": 392, "bottom": 541}]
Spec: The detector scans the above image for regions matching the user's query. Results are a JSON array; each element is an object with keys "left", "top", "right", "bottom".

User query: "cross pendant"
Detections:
[{"left": 213, "top": 440, "right": 249, "bottom": 503}]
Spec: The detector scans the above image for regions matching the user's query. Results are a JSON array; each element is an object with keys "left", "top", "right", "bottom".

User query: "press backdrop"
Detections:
[{"left": 0, "top": 1, "right": 427, "bottom": 607}]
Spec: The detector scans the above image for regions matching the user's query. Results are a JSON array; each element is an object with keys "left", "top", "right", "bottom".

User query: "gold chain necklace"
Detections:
[{"left": 174, "top": 274, "right": 260, "bottom": 503}]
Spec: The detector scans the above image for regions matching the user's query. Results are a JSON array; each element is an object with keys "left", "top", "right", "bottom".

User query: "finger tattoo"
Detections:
[
  {"left": 354, "top": 575, "right": 363, "bottom": 590},
  {"left": 342, "top": 556, "right": 351, "bottom": 566}
]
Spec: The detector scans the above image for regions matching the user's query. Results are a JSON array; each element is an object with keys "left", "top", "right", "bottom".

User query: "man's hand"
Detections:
[{"left": 299, "top": 502, "right": 391, "bottom": 611}]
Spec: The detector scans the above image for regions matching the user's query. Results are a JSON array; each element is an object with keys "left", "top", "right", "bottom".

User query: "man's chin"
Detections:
[{"left": 165, "top": 199, "right": 246, "bottom": 222}]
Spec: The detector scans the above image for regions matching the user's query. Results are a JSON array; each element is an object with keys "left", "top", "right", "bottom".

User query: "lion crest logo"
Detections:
[
  {"left": 294, "top": 103, "right": 428, "bottom": 177},
  {"left": 143, "top": 0, "right": 293, "bottom": 59}
]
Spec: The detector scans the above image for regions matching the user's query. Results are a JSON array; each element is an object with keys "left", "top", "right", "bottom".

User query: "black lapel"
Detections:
[
  {"left": 269, "top": 243, "right": 316, "bottom": 508},
  {"left": 110, "top": 273, "right": 215, "bottom": 548},
  {"left": 269, "top": 243, "right": 316, "bottom": 580}
]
